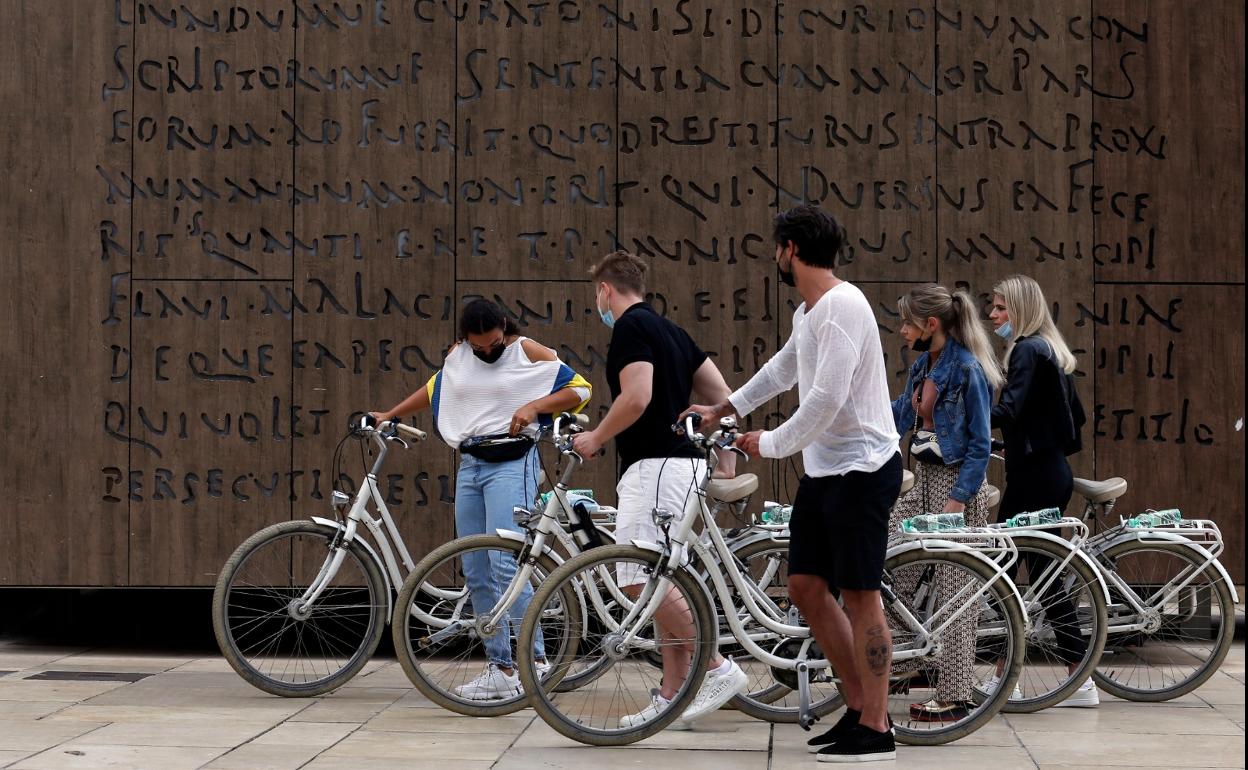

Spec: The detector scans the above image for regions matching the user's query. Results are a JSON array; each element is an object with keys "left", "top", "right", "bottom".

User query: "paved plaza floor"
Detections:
[{"left": 0, "top": 641, "right": 1242, "bottom": 769}]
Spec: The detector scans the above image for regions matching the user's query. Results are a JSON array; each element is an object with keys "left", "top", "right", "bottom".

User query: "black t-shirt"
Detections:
[{"left": 606, "top": 302, "right": 708, "bottom": 472}]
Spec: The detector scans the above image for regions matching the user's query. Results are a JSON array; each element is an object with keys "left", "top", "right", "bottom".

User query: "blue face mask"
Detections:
[
  {"left": 596, "top": 288, "right": 615, "bottom": 329},
  {"left": 995, "top": 322, "right": 1013, "bottom": 340}
]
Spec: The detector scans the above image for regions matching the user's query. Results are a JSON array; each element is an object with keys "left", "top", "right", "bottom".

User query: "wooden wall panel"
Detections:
[
  {"left": 453, "top": 3, "right": 617, "bottom": 282},
  {"left": 131, "top": 0, "right": 293, "bottom": 280},
  {"left": 0, "top": 1, "right": 131, "bottom": 585},
  {"left": 617, "top": 0, "right": 784, "bottom": 509},
  {"left": 0, "top": 1, "right": 1242, "bottom": 585},
  {"left": 291, "top": 11, "right": 459, "bottom": 561},
  {"left": 1092, "top": 285, "right": 1244, "bottom": 578},
  {"left": 128, "top": 282, "right": 292, "bottom": 585},
  {"left": 1093, "top": 1, "right": 1245, "bottom": 283},
  {"left": 936, "top": 0, "right": 1096, "bottom": 485},
  {"left": 778, "top": 0, "right": 938, "bottom": 284}
]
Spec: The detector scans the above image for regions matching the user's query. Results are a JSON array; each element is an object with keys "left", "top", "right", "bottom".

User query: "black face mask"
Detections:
[
  {"left": 911, "top": 334, "right": 933, "bottom": 353},
  {"left": 473, "top": 343, "right": 505, "bottom": 364},
  {"left": 777, "top": 257, "right": 796, "bottom": 287}
]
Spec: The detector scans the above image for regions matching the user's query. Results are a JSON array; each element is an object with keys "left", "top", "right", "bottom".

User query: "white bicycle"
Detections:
[
  {"left": 514, "top": 415, "right": 1028, "bottom": 746},
  {"left": 390, "top": 412, "right": 767, "bottom": 717},
  {"left": 213, "top": 416, "right": 429, "bottom": 696}
]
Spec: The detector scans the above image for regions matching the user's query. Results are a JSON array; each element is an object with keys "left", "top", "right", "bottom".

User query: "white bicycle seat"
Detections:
[
  {"left": 983, "top": 484, "right": 1001, "bottom": 511},
  {"left": 1073, "top": 477, "right": 1128, "bottom": 504},
  {"left": 707, "top": 474, "right": 759, "bottom": 503}
]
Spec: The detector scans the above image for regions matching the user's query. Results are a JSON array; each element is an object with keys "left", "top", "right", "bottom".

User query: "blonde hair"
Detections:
[
  {"left": 898, "top": 284, "right": 1004, "bottom": 389},
  {"left": 993, "top": 275, "right": 1077, "bottom": 374}
]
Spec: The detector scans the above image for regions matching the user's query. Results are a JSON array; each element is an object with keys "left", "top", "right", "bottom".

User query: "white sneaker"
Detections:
[
  {"left": 619, "top": 690, "right": 676, "bottom": 729},
  {"left": 1056, "top": 678, "right": 1100, "bottom": 708},
  {"left": 535, "top": 660, "right": 552, "bottom": 680},
  {"left": 983, "top": 674, "right": 1023, "bottom": 701},
  {"left": 455, "top": 664, "right": 521, "bottom": 701},
  {"left": 678, "top": 659, "right": 750, "bottom": 725}
]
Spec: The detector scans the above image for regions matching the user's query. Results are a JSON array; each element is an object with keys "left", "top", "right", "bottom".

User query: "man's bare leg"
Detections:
[
  {"left": 842, "top": 589, "right": 891, "bottom": 732},
  {"left": 788, "top": 574, "right": 865, "bottom": 712},
  {"left": 625, "top": 583, "right": 723, "bottom": 700}
]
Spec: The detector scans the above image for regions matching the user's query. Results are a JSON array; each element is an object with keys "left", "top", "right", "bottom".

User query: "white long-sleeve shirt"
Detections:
[{"left": 729, "top": 282, "right": 899, "bottom": 477}]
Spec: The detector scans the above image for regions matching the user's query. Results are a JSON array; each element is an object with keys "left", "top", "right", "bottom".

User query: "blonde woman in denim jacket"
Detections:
[{"left": 887, "top": 284, "right": 1003, "bottom": 723}]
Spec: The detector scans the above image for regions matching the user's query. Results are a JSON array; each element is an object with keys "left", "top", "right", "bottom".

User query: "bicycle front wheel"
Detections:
[
  {"left": 516, "top": 544, "right": 717, "bottom": 746},
  {"left": 1094, "top": 539, "right": 1236, "bottom": 701},
  {"left": 883, "top": 546, "right": 1026, "bottom": 745},
  {"left": 212, "top": 520, "right": 387, "bottom": 697}
]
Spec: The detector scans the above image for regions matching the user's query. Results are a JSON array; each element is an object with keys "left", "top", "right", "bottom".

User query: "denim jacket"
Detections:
[{"left": 891, "top": 338, "right": 994, "bottom": 504}]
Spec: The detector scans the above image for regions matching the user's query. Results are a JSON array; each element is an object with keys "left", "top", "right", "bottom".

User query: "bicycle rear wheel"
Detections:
[
  {"left": 213, "top": 520, "right": 387, "bottom": 697},
  {"left": 1093, "top": 539, "right": 1235, "bottom": 701},
  {"left": 724, "top": 539, "right": 844, "bottom": 722},
  {"left": 883, "top": 547, "right": 1025, "bottom": 745},
  {"left": 392, "top": 534, "right": 571, "bottom": 717},
  {"left": 996, "top": 535, "right": 1108, "bottom": 713},
  {"left": 516, "top": 544, "right": 716, "bottom": 746}
]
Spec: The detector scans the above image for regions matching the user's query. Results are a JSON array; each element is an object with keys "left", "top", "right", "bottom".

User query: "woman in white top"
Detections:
[{"left": 373, "top": 299, "right": 591, "bottom": 700}]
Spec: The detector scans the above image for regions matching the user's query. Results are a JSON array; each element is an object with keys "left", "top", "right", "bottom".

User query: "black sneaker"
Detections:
[
  {"left": 816, "top": 724, "right": 896, "bottom": 763},
  {"left": 805, "top": 708, "right": 859, "bottom": 753}
]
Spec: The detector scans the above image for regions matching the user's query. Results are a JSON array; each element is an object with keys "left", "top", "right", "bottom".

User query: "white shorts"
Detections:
[{"left": 615, "top": 457, "right": 707, "bottom": 586}]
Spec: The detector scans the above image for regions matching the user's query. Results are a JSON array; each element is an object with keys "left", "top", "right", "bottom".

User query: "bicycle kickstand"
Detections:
[{"left": 796, "top": 660, "right": 820, "bottom": 731}]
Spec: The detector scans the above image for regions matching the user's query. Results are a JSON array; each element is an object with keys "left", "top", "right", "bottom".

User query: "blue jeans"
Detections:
[{"left": 454, "top": 449, "right": 546, "bottom": 668}]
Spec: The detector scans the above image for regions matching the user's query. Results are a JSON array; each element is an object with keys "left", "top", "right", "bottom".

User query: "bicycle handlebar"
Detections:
[{"left": 354, "top": 414, "right": 427, "bottom": 445}]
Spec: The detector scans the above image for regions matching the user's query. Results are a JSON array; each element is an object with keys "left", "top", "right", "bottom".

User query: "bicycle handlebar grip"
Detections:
[
  {"left": 671, "top": 412, "right": 702, "bottom": 435},
  {"left": 393, "top": 423, "right": 427, "bottom": 442},
  {"left": 559, "top": 411, "right": 590, "bottom": 427},
  {"left": 991, "top": 438, "right": 1005, "bottom": 451},
  {"left": 357, "top": 413, "right": 379, "bottom": 431}
]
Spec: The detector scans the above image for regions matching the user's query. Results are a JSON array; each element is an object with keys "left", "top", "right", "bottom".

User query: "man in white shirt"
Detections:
[{"left": 686, "top": 205, "right": 902, "bottom": 763}]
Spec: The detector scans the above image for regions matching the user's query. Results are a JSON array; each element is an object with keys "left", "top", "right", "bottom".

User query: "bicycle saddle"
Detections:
[
  {"left": 983, "top": 484, "right": 1001, "bottom": 511},
  {"left": 1073, "top": 476, "right": 1128, "bottom": 504},
  {"left": 900, "top": 469, "right": 915, "bottom": 496},
  {"left": 707, "top": 473, "right": 759, "bottom": 503}
]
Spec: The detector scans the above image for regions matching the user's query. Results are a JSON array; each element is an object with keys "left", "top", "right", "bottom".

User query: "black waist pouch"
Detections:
[{"left": 460, "top": 433, "right": 535, "bottom": 463}]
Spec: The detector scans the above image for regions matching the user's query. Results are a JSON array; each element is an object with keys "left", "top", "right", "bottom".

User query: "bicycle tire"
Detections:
[
  {"left": 213, "top": 520, "right": 387, "bottom": 697},
  {"left": 392, "top": 534, "right": 567, "bottom": 717},
  {"left": 1092, "top": 539, "right": 1235, "bottom": 701},
  {"left": 516, "top": 544, "right": 717, "bottom": 746},
  {"left": 885, "top": 546, "right": 1026, "bottom": 746},
  {"left": 999, "top": 534, "right": 1108, "bottom": 713},
  {"left": 723, "top": 538, "right": 845, "bottom": 722}
]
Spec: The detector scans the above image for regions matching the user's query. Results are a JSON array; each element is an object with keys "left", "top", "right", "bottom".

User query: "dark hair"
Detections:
[
  {"left": 459, "top": 298, "right": 519, "bottom": 339},
  {"left": 773, "top": 204, "right": 847, "bottom": 269},
  {"left": 588, "top": 250, "right": 648, "bottom": 295}
]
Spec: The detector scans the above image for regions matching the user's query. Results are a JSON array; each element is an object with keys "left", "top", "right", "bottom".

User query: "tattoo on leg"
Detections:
[{"left": 865, "top": 624, "right": 890, "bottom": 677}]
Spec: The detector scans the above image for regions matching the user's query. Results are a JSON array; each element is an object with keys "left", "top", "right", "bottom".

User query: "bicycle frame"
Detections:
[
  {"left": 303, "top": 431, "right": 416, "bottom": 614},
  {"left": 586, "top": 424, "right": 1027, "bottom": 674}
]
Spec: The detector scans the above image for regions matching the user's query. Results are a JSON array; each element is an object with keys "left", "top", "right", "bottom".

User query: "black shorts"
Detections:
[{"left": 788, "top": 453, "right": 902, "bottom": 591}]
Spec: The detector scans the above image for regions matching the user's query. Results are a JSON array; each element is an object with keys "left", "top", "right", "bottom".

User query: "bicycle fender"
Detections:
[
  {"left": 1010, "top": 530, "right": 1112, "bottom": 605},
  {"left": 493, "top": 529, "right": 567, "bottom": 566},
  {"left": 628, "top": 539, "right": 716, "bottom": 612},
  {"left": 887, "top": 538, "right": 1031, "bottom": 628},
  {"left": 1098, "top": 531, "right": 1239, "bottom": 603},
  {"left": 310, "top": 516, "right": 393, "bottom": 621}
]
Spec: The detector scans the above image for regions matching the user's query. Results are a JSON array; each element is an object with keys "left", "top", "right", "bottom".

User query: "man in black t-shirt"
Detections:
[{"left": 571, "top": 251, "right": 746, "bottom": 729}]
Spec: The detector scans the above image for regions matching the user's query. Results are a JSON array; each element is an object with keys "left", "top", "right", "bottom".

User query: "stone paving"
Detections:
[{"left": 0, "top": 642, "right": 1242, "bottom": 769}]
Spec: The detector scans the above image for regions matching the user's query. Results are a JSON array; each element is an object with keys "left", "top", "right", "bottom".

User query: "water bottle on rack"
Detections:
[
  {"left": 760, "top": 501, "right": 792, "bottom": 525},
  {"left": 1004, "top": 507, "right": 1062, "bottom": 528},
  {"left": 902, "top": 513, "right": 967, "bottom": 533},
  {"left": 538, "top": 488, "right": 595, "bottom": 509},
  {"left": 1127, "top": 509, "right": 1182, "bottom": 528}
]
